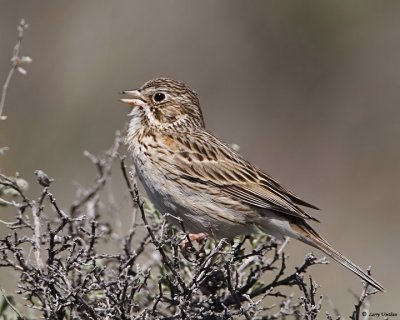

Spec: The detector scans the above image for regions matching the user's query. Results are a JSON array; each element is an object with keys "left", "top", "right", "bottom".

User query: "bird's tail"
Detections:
[{"left": 293, "top": 222, "right": 385, "bottom": 292}]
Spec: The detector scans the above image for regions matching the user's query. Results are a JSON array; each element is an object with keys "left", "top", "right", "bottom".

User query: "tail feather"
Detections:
[{"left": 296, "top": 224, "right": 385, "bottom": 292}]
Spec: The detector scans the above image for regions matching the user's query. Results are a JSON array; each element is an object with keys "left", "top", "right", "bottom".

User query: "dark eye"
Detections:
[{"left": 153, "top": 92, "right": 165, "bottom": 102}]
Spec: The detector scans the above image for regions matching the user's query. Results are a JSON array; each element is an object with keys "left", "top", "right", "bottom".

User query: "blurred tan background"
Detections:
[{"left": 1, "top": 0, "right": 399, "bottom": 313}]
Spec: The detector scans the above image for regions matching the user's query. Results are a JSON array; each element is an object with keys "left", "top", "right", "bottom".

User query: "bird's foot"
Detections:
[
  {"left": 180, "top": 233, "right": 208, "bottom": 260},
  {"left": 180, "top": 232, "right": 208, "bottom": 250}
]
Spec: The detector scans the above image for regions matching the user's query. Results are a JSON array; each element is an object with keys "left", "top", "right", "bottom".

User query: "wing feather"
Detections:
[{"left": 165, "top": 130, "right": 319, "bottom": 222}]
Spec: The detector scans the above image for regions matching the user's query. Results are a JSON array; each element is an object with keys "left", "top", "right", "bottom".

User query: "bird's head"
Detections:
[{"left": 120, "top": 78, "right": 205, "bottom": 131}]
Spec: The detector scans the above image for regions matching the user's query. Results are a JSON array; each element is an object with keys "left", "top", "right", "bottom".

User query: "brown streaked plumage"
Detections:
[{"left": 120, "top": 77, "right": 384, "bottom": 292}]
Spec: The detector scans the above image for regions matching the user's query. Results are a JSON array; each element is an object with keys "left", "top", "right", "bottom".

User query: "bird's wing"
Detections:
[{"left": 164, "top": 130, "right": 319, "bottom": 222}]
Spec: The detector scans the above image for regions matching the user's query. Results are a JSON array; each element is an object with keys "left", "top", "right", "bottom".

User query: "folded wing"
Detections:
[{"left": 166, "top": 130, "right": 319, "bottom": 222}]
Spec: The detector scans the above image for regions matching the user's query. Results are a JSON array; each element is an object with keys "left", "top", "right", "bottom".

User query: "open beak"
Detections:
[{"left": 119, "top": 89, "right": 147, "bottom": 107}]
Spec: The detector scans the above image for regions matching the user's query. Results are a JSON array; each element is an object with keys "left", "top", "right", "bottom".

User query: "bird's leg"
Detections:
[
  {"left": 188, "top": 232, "right": 208, "bottom": 243},
  {"left": 180, "top": 232, "right": 208, "bottom": 254},
  {"left": 180, "top": 232, "right": 208, "bottom": 249}
]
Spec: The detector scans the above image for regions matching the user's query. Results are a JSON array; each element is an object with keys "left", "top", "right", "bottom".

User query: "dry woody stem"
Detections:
[
  {"left": 0, "top": 131, "right": 379, "bottom": 319},
  {"left": 0, "top": 19, "right": 32, "bottom": 121}
]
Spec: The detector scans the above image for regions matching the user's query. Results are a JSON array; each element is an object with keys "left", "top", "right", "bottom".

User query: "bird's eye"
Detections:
[{"left": 153, "top": 92, "right": 165, "bottom": 102}]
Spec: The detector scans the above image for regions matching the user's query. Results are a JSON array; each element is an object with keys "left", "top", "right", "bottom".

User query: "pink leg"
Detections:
[
  {"left": 187, "top": 232, "right": 208, "bottom": 242},
  {"left": 180, "top": 232, "right": 208, "bottom": 252}
]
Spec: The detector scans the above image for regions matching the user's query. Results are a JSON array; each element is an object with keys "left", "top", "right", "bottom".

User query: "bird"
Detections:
[{"left": 120, "top": 77, "right": 384, "bottom": 292}]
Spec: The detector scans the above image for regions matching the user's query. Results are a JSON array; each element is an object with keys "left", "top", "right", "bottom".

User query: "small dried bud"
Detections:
[
  {"left": 17, "top": 67, "right": 27, "bottom": 75},
  {"left": 34, "top": 170, "right": 54, "bottom": 187},
  {"left": 231, "top": 144, "right": 240, "bottom": 152},
  {"left": 53, "top": 235, "right": 63, "bottom": 244},
  {"left": 16, "top": 178, "right": 29, "bottom": 191},
  {"left": 20, "top": 56, "right": 32, "bottom": 64},
  {"left": 0, "top": 147, "right": 9, "bottom": 155}
]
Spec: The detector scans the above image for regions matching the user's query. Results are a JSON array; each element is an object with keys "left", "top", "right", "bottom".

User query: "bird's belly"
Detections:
[{"left": 133, "top": 153, "right": 255, "bottom": 238}]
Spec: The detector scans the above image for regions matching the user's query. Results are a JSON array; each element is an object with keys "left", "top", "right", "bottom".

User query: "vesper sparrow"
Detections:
[{"left": 120, "top": 78, "right": 384, "bottom": 292}]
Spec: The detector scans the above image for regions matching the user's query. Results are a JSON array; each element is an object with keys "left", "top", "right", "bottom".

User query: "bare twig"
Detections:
[
  {"left": 0, "top": 19, "right": 32, "bottom": 121},
  {"left": 0, "top": 130, "right": 381, "bottom": 319},
  {"left": 0, "top": 287, "right": 25, "bottom": 319},
  {"left": 70, "top": 131, "right": 122, "bottom": 217},
  {"left": 120, "top": 157, "right": 188, "bottom": 295},
  {"left": 350, "top": 267, "right": 378, "bottom": 320}
]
